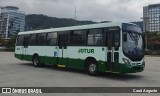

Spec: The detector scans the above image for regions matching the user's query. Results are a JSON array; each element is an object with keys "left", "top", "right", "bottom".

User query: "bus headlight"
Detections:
[
  {"left": 122, "top": 58, "right": 130, "bottom": 65},
  {"left": 144, "top": 58, "right": 146, "bottom": 62}
]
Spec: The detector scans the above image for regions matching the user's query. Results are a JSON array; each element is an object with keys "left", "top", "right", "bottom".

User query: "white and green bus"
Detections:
[{"left": 15, "top": 22, "right": 145, "bottom": 75}]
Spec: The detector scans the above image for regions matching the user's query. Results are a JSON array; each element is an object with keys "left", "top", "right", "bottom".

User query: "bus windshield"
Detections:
[{"left": 122, "top": 23, "right": 144, "bottom": 61}]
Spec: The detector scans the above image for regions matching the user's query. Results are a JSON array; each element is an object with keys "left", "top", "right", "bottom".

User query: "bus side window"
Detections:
[
  {"left": 114, "top": 32, "right": 120, "bottom": 47},
  {"left": 87, "top": 29, "right": 103, "bottom": 45},
  {"left": 16, "top": 35, "right": 24, "bottom": 46},
  {"left": 107, "top": 32, "right": 120, "bottom": 47},
  {"left": 107, "top": 33, "right": 112, "bottom": 47},
  {"left": 28, "top": 34, "right": 37, "bottom": 46},
  {"left": 105, "top": 27, "right": 120, "bottom": 47},
  {"left": 70, "top": 30, "right": 86, "bottom": 46},
  {"left": 37, "top": 33, "right": 47, "bottom": 45},
  {"left": 46, "top": 33, "right": 57, "bottom": 46},
  {"left": 23, "top": 35, "right": 30, "bottom": 47},
  {"left": 58, "top": 33, "right": 69, "bottom": 49}
]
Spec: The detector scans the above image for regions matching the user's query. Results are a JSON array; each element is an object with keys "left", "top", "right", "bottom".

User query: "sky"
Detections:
[{"left": 0, "top": 0, "right": 160, "bottom": 22}]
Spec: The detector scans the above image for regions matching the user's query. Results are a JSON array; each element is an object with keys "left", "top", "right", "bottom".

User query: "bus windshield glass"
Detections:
[{"left": 122, "top": 23, "right": 144, "bottom": 60}]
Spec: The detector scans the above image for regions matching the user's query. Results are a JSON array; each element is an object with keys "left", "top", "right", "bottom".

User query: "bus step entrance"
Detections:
[
  {"left": 57, "top": 64, "right": 66, "bottom": 68},
  {"left": 106, "top": 52, "right": 119, "bottom": 72}
]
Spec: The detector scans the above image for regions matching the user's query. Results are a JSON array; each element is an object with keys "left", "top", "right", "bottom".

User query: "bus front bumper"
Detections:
[{"left": 119, "top": 62, "right": 145, "bottom": 74}]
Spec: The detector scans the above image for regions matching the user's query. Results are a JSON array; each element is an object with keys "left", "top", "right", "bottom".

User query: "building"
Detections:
[
  {"left": 0, "top": 6, "right": 25, "bottom": 38},
  {"left": 143, "top": 4, "right": 160, "bottom": 32}
]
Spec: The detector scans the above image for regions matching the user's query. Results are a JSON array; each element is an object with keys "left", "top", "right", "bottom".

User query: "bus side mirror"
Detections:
[{"left": 123, "top": 33, "right": 127, "bottom": 42}]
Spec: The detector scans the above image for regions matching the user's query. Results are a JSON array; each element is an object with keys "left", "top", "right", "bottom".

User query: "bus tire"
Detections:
[
  {"left": 87, "top": 60, "right": 98, "bottom": 76},
  {"left": 32, "top": 55, "right": 42, "bottom": 67}
]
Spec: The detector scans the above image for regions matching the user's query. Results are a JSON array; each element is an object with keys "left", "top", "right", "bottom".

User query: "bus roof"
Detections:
[{"left": 18, "top": 22, "right": 133, "bottom": 35}]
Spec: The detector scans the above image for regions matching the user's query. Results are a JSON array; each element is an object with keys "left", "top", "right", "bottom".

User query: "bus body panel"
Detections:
[{"left": 15, "top": 22, "right": 145, "bottom": 74}]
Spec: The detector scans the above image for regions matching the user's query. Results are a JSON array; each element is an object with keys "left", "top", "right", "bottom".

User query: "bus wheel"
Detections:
[
  {"left": 33, "top": 55, "right": 41, "bottom": 67},
  {"left": 87, "top": 61, "right": 98, "bottom": 76}
]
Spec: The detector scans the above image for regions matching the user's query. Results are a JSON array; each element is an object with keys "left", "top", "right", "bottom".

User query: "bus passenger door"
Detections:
[
  {"left": 15, "top": 35, "right": 24, "bottom": 60},
  {"left": 58, "top": 33, "right": 69, "bottom": 65},
  {"left": 22, "top": 35, "right": 29, "bottom": 60},
  {"left": 106, "top": 28, "right": 120, "bottom": 72}
]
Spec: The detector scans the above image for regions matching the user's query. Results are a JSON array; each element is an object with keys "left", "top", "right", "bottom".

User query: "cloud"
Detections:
[{"left": 0, "top": 0, "right": 160, "bottom": 22}]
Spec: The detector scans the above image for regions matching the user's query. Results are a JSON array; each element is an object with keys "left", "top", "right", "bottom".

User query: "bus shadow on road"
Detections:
[
  {"left": 19, "top": 63, "right": 143, "bottom": 81},
  {"left": 18, "top": 62, "right": 87, "bottom": 75},
  {"left": 99, "top": 72, "right": 143, "bottom": 81}
]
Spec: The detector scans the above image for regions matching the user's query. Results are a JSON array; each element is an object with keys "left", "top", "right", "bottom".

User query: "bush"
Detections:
[
  {"left": 145, "top": 49, "right": 160, "bottom": 55},
  {"left": 151, "top": 51, "right": 160, "bottom": 55},
  {"left": 1, "top": 47, "right": 15, "bottom": 52},
  {"left": 145, "top": 49, "right": 152, "bottom": 55}
]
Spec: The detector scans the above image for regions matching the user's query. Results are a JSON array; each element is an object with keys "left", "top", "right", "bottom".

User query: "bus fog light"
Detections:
[{"left": 122, "top": 58, "right": 130, "bottom": 65}]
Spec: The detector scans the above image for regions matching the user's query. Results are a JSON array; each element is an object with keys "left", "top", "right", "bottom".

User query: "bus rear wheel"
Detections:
[
  {"left": 32, "top": 55, "right": 42, "bottom": 67},
  {"left": 87, "top": 61, "right": 98, "bottom": 76}
]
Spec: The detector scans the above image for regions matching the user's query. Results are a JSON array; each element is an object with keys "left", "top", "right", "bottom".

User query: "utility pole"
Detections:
[
  {"left": 159, "top": 16, "right": 160, "bottom": 33},
  {"left": 74, "top": 3, "right": 77, "bottom": 26},
  {"left": 141, "top": 17, "right": 149, "bottom": 50}
]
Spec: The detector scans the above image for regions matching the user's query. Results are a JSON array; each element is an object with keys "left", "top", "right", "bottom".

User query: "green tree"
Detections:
[
  {"left": 0, "top": 37, "right": 5, "bottom": 47},
  {"left": 5, "top": 36, "right": 16, "bottom": 48}
]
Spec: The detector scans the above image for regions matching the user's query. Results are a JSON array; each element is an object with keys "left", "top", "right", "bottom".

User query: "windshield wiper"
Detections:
[{"left": 129, "top": 33, "right": 140, "bottom": 41}]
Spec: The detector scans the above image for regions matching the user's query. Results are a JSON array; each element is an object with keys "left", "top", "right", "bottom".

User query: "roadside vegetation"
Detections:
[
  {"left": 0, "top": 36, "right": 16, "bottom": 51},
  {"left": 144, "top": 32, "right": 160, "bottom": 55}
]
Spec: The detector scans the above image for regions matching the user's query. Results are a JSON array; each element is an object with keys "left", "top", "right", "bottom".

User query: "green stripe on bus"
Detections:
[{"left": 15, "top": 54, "right": 144, "bottom": 74}]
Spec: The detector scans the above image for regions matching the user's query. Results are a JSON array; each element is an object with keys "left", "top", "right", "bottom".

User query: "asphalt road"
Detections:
[{"left": 0, "top": 52, "right": 160, "bottom": 96}]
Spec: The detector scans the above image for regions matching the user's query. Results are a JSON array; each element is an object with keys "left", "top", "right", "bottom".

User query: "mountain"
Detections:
[{"left": 26, "top": 14, "right": 96, "bottom": 30}]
